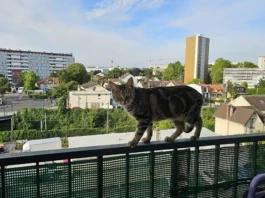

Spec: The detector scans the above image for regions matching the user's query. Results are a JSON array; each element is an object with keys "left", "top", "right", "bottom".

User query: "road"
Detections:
[{"left": 0, "top": 93, "right": 57, "bottom": 113}]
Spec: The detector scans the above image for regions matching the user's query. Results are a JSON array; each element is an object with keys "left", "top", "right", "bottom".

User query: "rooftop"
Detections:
[{"left": 0, "top": 48, "right": 73, "bottom": 57}]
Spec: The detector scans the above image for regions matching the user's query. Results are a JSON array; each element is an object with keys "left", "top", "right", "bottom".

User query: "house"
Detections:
[
  {"left": 208, "top": 84, "right": 227, "bottom": 100},
  {"left": 224, "top": 83, "right": 246, "bottom": 98},
  {"left": 120, "top": 73, "right": 137, "bottom": 87},
  {"left": 137, "top": 80, "right": 164, "bottom": 88},
  {"left": 37, "top": 77, "right": 59, "bottom": 90},
  {"left": 137, "top": 80, "right": 185, "bottom": 88},
  {"left": 100, "top": 78, "right": 121, "bottom": 89},
  {"left": 69, "top": 82, "right": 111, "bottom": 109},
  {"left": 165, "top": 81, "right": 185, "bottom": 87},
  {"left": 213, "top": 95, "right": 265, "bottom": 135},
  {"left": 188, "top": 84, "right": 211, "bottom": 100}
]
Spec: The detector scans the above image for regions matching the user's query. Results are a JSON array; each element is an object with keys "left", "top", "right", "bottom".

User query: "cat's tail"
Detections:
[{"left": 184, "top": 124, "right": 194, "bottom": 133}]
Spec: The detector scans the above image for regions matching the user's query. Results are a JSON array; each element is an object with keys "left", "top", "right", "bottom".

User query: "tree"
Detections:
[
  {"left": 50, "top": 72, "right": 58, "bottom": 77},
  {"left": 236, "top": 61, "right": 258, "bottom": 68},
  {"left": 0, "top": 74, "right": 4, "bottom": 78},
  {"left": 66, "top": 81, "right": 78, "bottom": 90},
  {"left": 18, "top": 71, "right": 27, "bottom": 86},
  {"left": 107, "top": 68, "right": 123, "bottom": 78},
  {"left": 241, "top": 82, "right": 248, "bottom": 88},
  {"left": 24, "top": 70, "right": 38, "bottom": 91},
  {"left": 51, "top": 84, "right": 68, "bottom": 98},
  {"left": 92, "top": 70, "right": 101, "bottom": 75},
  {"left": 58, "top": 96, "right": 67, "bottom": 114},
  {"left": 162, "top": 61, "right": 184, "bottom": 81},
  {"left": 0, "top": 77, "right": 11, "bottom": 95},
  {"left": 257, "top": 78, "right": 265, "bottom": 88},
  {"left": 59, "top": 63, "right": 90, "bottom": 84},
  {"left": 211, "top": 58, "right": 232, "bottom": 84},
  {"left": 188, "top": 78, "right": 203, "bottom": 84},
  {"left": 155, "top": 71, "right": 163, "bottom": 80},
  {"left": 141, "top": 68, "right": 153, "bottom": 78}
]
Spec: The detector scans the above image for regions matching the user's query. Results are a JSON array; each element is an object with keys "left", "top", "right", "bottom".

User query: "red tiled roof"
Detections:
[{"left": 37, "top": 77, "right": 59, "bottom": 85}]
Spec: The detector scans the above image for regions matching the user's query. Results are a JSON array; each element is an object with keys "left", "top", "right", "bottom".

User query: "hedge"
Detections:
[{"left": 0, "top": 126, "right": 136, "bottom": 143}]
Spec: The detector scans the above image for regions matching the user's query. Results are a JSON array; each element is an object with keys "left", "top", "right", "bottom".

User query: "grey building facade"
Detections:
[
  {"left": 223, "top": 68, "right": 265, "bottom": 88},
  {"left": 0, "top": 48, "right": 75, "bottom": 84}
]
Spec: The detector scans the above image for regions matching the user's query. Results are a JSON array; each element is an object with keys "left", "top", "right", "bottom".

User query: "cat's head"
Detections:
[{"left": 108, "top": 77, "right": 135, "bottom": 105}]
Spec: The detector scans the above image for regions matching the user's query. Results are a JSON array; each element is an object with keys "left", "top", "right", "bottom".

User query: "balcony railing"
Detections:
[{"left": 0, "top": 133, "right": 265, "bottom": 197}]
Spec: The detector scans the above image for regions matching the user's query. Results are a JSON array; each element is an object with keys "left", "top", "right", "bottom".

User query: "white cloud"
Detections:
[
  {"left": 0, "top": 0, "right": 264, "bottom": 68},
  {"left": 167, "top": 0, "right": 265, "bottom": 63},
  {"left": 86, "top": 0, "right": 166, "bottom": 22}
]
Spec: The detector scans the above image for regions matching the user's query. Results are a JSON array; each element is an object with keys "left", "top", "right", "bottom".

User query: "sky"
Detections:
[{"left": 0, "top": 0, "right": 265, "bottom": 68}]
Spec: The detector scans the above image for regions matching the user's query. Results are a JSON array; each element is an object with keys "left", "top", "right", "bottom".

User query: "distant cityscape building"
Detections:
[
  {"left": 148, "top": 64, "right": 168, "bottom": 69},
  {"left": 184, "top": 34, "right": 210, "bottom": 83},
  {"left": 0, "top": 48, "right": 75, "bottom": 84},
  {"left": 223, "top": 68, "right": 265, "bottom": 88},
  {"left": 258, "top": 56, "right": 265, "bottom": 69}
]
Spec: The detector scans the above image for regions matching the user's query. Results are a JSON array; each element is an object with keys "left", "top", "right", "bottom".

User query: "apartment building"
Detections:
[
  {"left": 184, "top": 34, "right": 210, "bottom": 84},
  {"left": 0, "top": 48, "right": 75, "bottom": 84},
  {"left": 258, "top": 56, "right": 265, "bottom": 69},
  {"left": 223, "top": 68, "right": 265, "bottom": 88}
]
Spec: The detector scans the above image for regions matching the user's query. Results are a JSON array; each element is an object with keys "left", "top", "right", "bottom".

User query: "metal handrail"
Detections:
[{"left": 0, "top": 133, "right": 265, "bottom": 166}]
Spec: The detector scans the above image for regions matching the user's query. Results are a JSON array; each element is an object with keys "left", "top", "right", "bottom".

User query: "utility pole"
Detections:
[
  {"left": 11, "top": 116, "right": 13, "bottom": 142},
  {"left": 45, "top": 113, "right": 47, "bottom": 130}
]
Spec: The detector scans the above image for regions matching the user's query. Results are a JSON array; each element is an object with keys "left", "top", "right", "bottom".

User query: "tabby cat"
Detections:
[{"left": 108, "top": 77, "right": 203, "bottom": 148}]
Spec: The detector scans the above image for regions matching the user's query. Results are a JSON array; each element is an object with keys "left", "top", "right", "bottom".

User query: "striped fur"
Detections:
[{"left": 109, "top": 77, "right": 203, "bottom": 148}]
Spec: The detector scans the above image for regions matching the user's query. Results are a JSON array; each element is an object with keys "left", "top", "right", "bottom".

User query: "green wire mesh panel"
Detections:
[
  {"left": 103, "top": 155, "right": 126, "bottom": 198},
  {"left": 197, "top": 148, "right": 216, "bottom": 198},
  {"left": 39, "top": 162, "right": 69, "bottom": 198},
  {"left": 71, "top": 158, "right": 98, "bottom": 198},
  {"left": 5, "top": 164, "right": 37, "bottom": 198},
  {"left": 154, "top": 151, "right": 172, "bottom": 198},
  {"left": 217, "top": 146, "right": 235, "bottom": 198},
  {"left": 129, "top": 153, "right": 151, "bottom": 198},
  {"left": 173, "top": 149, "right": 193, "bottom": 198},
  {"left": 0, "top": 142, "right": 264, "bottom": 198}
]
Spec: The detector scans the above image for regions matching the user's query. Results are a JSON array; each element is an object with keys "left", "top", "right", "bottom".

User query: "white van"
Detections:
[{"left": 17, "top": 87, "right": 24, "bottom": 94}]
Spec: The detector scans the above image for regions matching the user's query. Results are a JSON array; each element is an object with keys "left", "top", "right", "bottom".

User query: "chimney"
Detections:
[
  {"left": 226, "top": 104, "right": 231, "bottom": 119},
  {"left": 154, "top": 126, "right": 160, "bottom": 141}
]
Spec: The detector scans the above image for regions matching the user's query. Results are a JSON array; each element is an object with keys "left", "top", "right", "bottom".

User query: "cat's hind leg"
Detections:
[
  {"left": 142, "top": 122, "right": 153, "bottom": 143},
  {"left": 189, "top": 116, "right": 202, "bottom": 141},
  {"left": 184, "top": 123, "right": 194, "bottom": 133},
  {"left": 165, "top": 120, "right": 185, "bottom": 142},
  {"left": 128, "top": 119, "right": 150, "bottom": 148}
]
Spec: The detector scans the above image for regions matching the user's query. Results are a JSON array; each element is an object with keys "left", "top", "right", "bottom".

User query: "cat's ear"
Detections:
[
  {"left": 127, "top": 77, "right": 134, "bottom": 88},
  {"left": 108, "top": 81, "right": 117, "bottom": 90}
]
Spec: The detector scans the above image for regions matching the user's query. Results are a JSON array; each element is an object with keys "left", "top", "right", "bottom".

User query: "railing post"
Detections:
[
  {"left": 36, "top": 162, "right": 40, "bottom": 198},
  {"left": 68, "top": 158, "right": 72, "bottom": 198},
  {"left": 214, "top": 144, "right": 220, "bottom": 198},
  {"left": 233, "top": 143, "right": 239, "bottom": 198},
  {"left": 97, "top": 156, "right": 103, "bottom": 198},
  {"left": 150, "top": 150, "right": 155, "bottom": 198},
  {"left": 253, "top": 141, "right": 258, "bottom": 176},
  {"left": 125, "top": 153, "right": 129, "bottom": 198},
  {"left": 195, "top": 146, "right": 199, "bottom": 198},
  {"left": 1, "top": 165, "right": 5, "bottom": 198},
  {"left": 170, "top": 149, "right": 178, "bottom": 197}
]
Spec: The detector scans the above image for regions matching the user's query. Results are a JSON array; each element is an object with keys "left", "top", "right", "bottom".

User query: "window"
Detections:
[{"left": 250, "top": 118, "right": 254, "bottom": 129}]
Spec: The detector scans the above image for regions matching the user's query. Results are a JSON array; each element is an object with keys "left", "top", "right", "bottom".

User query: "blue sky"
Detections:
[{"left": 0, "top": 0, "right": 265, "bottom": 67}]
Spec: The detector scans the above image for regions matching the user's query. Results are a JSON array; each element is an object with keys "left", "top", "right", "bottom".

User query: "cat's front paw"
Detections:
[
  {"left": 142, "top": 137, "right": 151, "bottom": 143},
  {"left": 190, "top": 136, "right": 199, "bottom": 141},
  {"left": 128, "top": 140, "right": 138, "bottom": 148},
  {"left": 165, "top": 136, "right": 174, "bottom": 142}
]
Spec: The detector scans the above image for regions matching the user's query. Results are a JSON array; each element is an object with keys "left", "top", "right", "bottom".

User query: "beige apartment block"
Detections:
[
  {"left": 69, "top": 82, "right": 110, "bottom": 109},
  {"left": 184, "top": 34, "right": 210, "bottom": 84}
]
